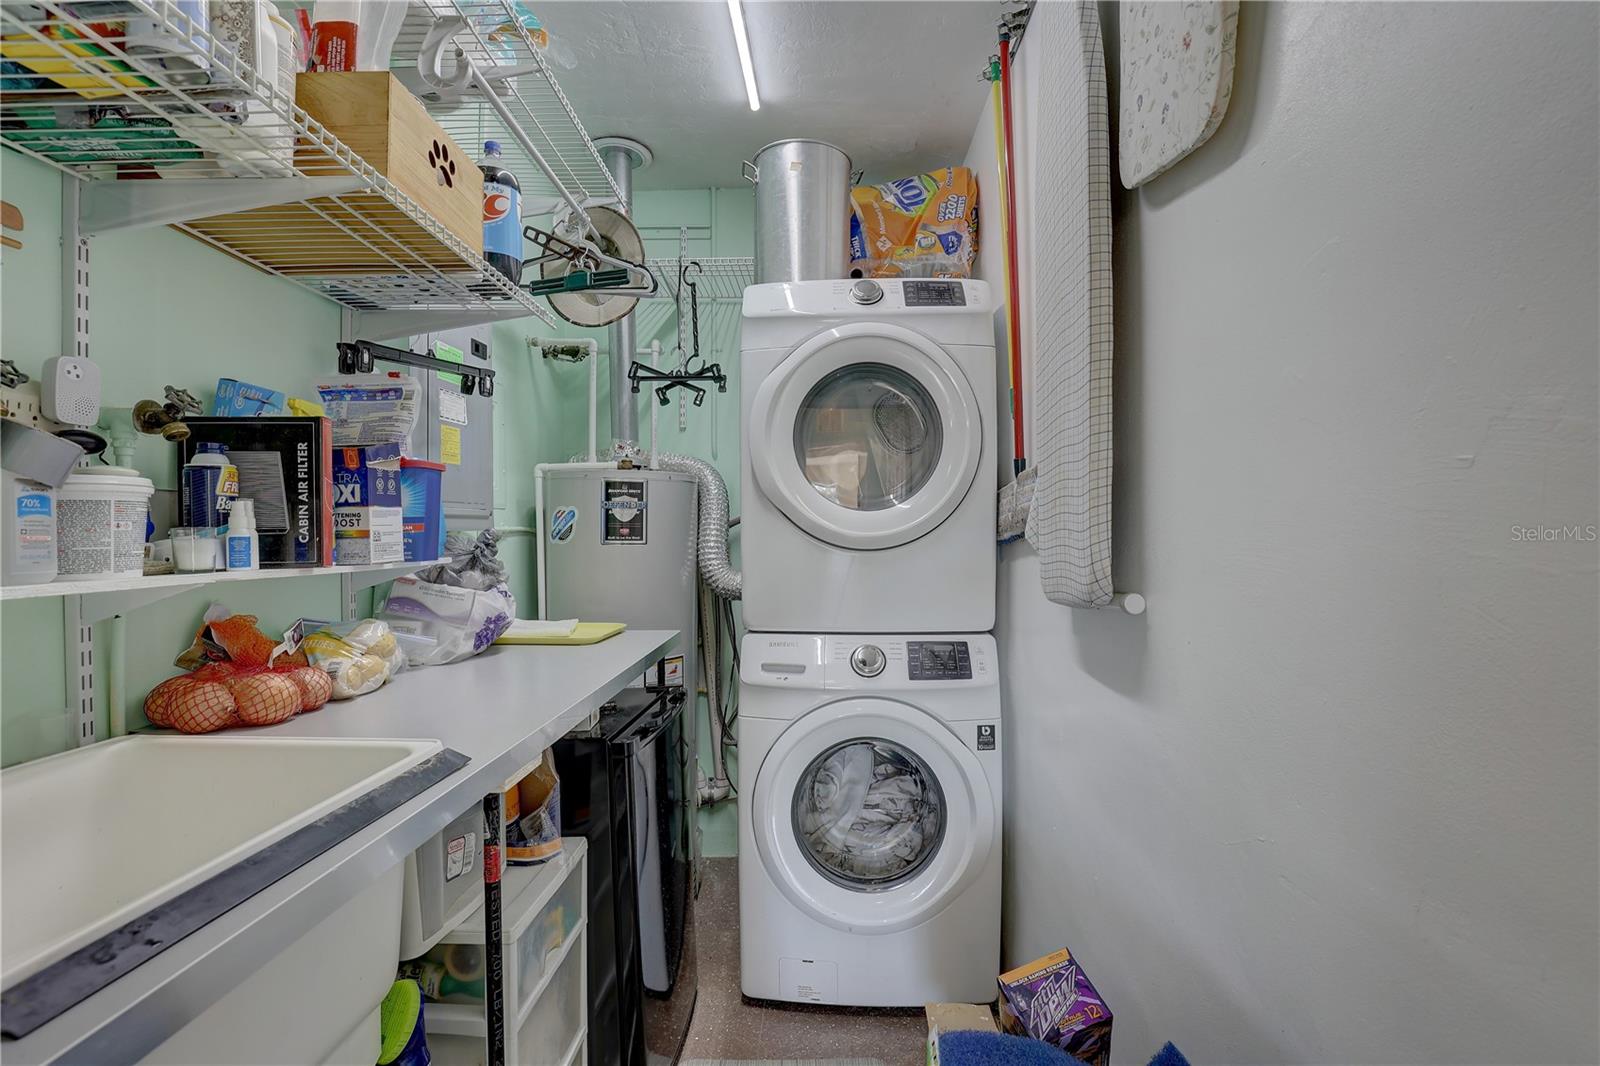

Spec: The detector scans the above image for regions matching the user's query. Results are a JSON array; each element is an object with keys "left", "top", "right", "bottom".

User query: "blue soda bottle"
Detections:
[{"left": 481, "top": 140, "right": 522, "bottom": 285}]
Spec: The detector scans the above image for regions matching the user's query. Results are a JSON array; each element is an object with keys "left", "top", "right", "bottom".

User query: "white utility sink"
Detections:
[{"left": 1, "top": 734, "right": 441, "bottom": 990}]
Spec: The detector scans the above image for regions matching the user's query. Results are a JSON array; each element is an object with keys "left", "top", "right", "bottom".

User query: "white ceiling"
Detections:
[{"left": 534, "top": 0, "right": 1002, "bottom": 189}]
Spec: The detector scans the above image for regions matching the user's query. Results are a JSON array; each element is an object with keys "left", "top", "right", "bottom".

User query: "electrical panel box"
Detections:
[{"left": 406, "top": 325, "right": 494, "bottom": 523}]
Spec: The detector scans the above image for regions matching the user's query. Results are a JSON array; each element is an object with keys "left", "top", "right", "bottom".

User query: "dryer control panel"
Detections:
[
  {"left": 740, "top": 633, "right": 995, "bottom": 690},
  {"left": 906, "top": 640, "right": 972, "bottom": 680}
]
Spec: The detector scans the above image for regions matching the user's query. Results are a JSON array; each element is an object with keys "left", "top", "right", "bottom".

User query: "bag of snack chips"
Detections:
[{"left": 849, "top": 166, "right": 979, "bottom": 279}]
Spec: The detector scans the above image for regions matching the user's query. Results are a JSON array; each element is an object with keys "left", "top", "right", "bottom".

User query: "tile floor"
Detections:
[{"left": 681, "top": 859, "right": 927, "bottom": 1066}]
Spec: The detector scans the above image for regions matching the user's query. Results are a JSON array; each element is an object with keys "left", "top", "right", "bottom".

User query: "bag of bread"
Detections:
[{"left": 301, "top": 618, "right": 402, "bottom": 699}]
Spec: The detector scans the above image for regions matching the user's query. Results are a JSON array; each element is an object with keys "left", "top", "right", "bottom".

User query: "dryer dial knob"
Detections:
[
  {"left": 849, "top": 280, "right": 884, "bottom": 305},
  {"left": 850, "top": 644, "right": 887, "bottom": 678}
]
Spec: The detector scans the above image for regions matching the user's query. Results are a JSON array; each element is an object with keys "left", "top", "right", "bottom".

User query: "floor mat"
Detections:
[{"left": 684, "top": 1060, "right": 888, "bottom": 1066}]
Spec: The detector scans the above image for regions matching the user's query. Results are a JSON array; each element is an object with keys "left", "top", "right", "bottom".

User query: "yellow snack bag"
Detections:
[{"left": 849, "top": 167, "right": 979, "bottom": 279}]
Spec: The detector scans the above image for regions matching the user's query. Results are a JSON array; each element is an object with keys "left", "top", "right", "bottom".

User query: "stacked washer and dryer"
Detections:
[{"left": 736, "top": 140, "right": 1003, "bottom": 1009}]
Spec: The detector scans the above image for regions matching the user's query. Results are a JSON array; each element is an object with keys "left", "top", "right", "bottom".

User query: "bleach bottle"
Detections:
[{"left": 481, "top": 141, "right": 522, "bottom": 285}]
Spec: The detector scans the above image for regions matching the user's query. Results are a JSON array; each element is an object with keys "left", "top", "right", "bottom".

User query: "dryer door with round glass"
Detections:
[
  {"left": 751, "top": 698, "right": 997, "bottom": 934},
  {"left": 748, "top": 323, "right": 983, "bottom": 551}
]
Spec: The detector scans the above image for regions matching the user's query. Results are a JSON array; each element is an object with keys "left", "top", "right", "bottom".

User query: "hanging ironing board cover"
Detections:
[{"left": 1025, "top": 0, "right": 1116, "bottom": 608}]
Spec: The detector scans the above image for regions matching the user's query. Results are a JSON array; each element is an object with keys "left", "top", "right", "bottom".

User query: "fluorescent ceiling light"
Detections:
[{"left": 727, "top": 0, "right": 760, "bottom": 111}]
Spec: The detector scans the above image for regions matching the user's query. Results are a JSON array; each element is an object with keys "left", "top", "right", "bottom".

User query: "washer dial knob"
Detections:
[
  {"left": 849, "top": 280, "right": 884, "bottom": 305},
  {"left": 850, "top": 644, "right": 887, "bottom": 678}
]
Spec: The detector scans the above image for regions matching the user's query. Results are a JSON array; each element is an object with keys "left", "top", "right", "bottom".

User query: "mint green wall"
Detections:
[
  {"left": 0, "top": 150, "right": 751, "bottom": 857},
  {"left": 0, "top": 147, "right": 569, "bottom": 763}
]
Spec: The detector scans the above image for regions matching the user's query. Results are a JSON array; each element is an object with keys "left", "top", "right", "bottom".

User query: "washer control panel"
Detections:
[
  {"left": 906, "top": 640, "right": 972, "bottom": 680},
  {"left": 742, "top": 634, "right": 994, "bottom": 690}
]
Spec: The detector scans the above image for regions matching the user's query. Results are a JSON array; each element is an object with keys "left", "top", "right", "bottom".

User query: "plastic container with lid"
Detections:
[
  {"left": 56, "top": 467, "right": 155, "bottom": 580},
  {"left": 181, "top": 442, "right": 237, "bottom": 529},
  {"left": 3, "top": 472, "right": 58, "bottom": 585},
  {"left": 399, "top": 459, "right": 445, "bottom": 562}
]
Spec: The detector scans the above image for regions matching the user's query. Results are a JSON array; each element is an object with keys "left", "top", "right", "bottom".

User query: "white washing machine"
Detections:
[
  {"left": 738, "top": 631, "right": 1002, "bottom": 1006},
  {"left": 740, "top": 279, "right": 997, "bottom": 633}
]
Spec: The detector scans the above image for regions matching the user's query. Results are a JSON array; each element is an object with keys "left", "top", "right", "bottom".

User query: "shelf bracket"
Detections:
[
  {"left": 79, "top": 177, "right": 368, "bottom": 236},
  {"left": 351, "top": 305, "right": 544, "bottom": 343},
  {"left": 63, "top": 595, "right": 95, "bottom": 748},
  {"left": 339, "top": 339, "right": 495, "bottom": 396},
  {"left": 77, "top": 583, "right": 210, "bottom": 626}
]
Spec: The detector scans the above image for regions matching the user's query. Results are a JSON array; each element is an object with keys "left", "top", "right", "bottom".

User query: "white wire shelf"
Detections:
[
  {"left": 645, "top": 257, "right": 754, "bottom": 303},
  {"left": 0, "top": 0, "right": 554, "bottom": 328},
  {"left": 389, "top": 0, "right": 622, "bottom": 213}
]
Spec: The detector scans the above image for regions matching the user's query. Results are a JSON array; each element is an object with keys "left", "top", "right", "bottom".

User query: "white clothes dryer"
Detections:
[{"left": 740, "top": 279, "right": 997, "bottom": 633}]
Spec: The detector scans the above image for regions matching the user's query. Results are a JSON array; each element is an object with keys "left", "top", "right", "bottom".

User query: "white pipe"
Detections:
[
  {"left": 648, "top": 339, "right": 661, "bottom": 469},
  {"left": 528, "top": 337, "right": 601, "bottom": 461},
  {"left": 534, "top": 461, "right": 622, "bottom": 620},
  {"left": 589, "top": 346, "right": 599, "bottom": 461}
]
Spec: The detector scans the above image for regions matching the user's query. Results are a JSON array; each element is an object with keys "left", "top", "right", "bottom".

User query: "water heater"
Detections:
[{"left": 543, "top": 467, "right": 699, "bottom": 703}]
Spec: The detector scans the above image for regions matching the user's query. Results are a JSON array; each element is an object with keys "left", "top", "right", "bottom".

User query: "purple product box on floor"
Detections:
[{"left": 997, "top": 947, "right": 1113, "bottom": 1066}]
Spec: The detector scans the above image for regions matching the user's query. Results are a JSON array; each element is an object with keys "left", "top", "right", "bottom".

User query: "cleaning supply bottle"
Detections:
[
  {"left": 225, "top": 498, "right": 260, "bottom": 571},
  {"left": 180, "top": 442, "right": 237, "bottom": 530},
  {"left": 480, "top": 140, "right": 522, "bottom": 285}
]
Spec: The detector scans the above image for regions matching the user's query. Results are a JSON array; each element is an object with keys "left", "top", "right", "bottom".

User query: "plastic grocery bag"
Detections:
[
  {"left": 378, "top": 529, "right": 515, "bottom": 666},
  {"left": 301, "top": 618, "right": 406, "bottom": 699},
  {"left": 315, "top": 373, "right": 421, "bottom": 446},
  {"left": 380, "top": 577, "right": 514, "bottom": 665}
]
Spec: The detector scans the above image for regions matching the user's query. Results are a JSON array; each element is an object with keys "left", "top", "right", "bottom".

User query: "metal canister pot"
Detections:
[{"left": 744, "top": 139, "right": 853, "bottom": 284}]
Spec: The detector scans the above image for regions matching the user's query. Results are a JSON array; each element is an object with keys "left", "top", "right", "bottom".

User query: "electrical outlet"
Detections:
[
  {"left": 0, "top": 379, "right": 42, "bottom": 427},
  {"left": 0, "top": 380, "right": 66, "bottom": 433}
]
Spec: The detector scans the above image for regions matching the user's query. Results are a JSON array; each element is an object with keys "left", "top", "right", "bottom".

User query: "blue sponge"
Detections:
[{"left": 939, "top": 1030, "right": 1083, "bottom": 1065}]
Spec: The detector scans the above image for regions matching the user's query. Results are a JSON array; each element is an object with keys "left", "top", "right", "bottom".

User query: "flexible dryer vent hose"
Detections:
[{"left": 656, "top": 453, "right": 741, "bottom": 599}]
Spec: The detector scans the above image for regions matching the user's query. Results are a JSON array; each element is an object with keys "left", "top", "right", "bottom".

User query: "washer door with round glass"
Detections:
[
  {"left": 749, "top": 322, "right": 983, "bottom": 551},
  {"left": 752, "top": 698, "right": 997, "bottom": 935}
]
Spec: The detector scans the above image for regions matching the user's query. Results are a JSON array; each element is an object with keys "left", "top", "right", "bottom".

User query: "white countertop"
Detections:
[{"left": 4, "top": 629, "right": 677, "bottom": 1066}]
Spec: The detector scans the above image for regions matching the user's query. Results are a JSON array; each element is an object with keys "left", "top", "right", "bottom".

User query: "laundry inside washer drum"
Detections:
[{"left": 793, "top": 739, "right": 945, "bottom": 888}]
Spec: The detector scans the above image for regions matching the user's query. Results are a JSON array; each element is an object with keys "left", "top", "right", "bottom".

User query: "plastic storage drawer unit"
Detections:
[
  {"left": 420, "top": 838, "right": 588, "bottom": 1066},
  {"left": 399, "top": 804, "right": 486, "bottom": 958}
]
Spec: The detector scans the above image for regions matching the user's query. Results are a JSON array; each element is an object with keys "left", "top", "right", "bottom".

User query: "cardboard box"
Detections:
[
  {"left": 178, "top": 418, "right": 333, "bottom": 568},
  {"left": 332, "top": 443, "right": 402, "bottom": 508},
  {"left": 997, "top": 948, "right": 1113, "bottom": 1066},
  {"left": 212, "top": 378, "right": 287, "bottom": 417},
  {"left": 334, "top": 505, "right": 403, "bottom": 565},
  {"left": 332, "top": 444, "right": 403, "bottom": 565},
  {"left": 926, "top": 1003, "right": 999, "bottom": 1066}
]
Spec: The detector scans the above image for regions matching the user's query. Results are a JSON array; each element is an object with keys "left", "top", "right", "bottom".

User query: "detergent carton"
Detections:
[
  {"left": 996, "top": 947, "right": 1113, "bottom": 1066},
  {"left": 331, "top": 443, "right": 402, "bottom": 564},
  {"left": 849, "top": 166, "right": 979, "bottom": 279}
]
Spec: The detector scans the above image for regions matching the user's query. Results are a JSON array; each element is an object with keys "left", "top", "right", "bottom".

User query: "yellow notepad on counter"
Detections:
[{"left": 494, "top": 620, "right": 627, "bottom": 646}]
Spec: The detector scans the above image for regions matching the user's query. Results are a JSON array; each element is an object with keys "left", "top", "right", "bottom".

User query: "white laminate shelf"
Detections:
[
  {"left": 441, "top": 838, "right": 588, "bottom": 946},
  {"left": 0, "top": 559, "right": 435, "bottom": 619}
]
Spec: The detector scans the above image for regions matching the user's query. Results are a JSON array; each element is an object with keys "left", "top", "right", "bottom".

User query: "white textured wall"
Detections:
[{"left": 967, "top": 4, "right": 1599, "bottom": 1063}]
